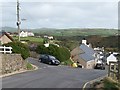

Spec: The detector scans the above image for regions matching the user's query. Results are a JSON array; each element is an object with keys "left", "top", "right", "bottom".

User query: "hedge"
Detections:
[
  {"left": 36, "top": 44, "right": 70, "bottom": 62},
  {"left": 4, "top": 41, "right": 30, "bottom": 59}
]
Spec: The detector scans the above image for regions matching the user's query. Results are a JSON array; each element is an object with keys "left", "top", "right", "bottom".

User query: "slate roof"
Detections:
[
  {"left": 0, "top": 31, "right": 14, "bottom": 41},
  {"left": 79, "top": 44, "right": 95, "bottom": 61}
]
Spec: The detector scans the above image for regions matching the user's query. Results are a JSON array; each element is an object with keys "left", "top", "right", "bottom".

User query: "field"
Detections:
[
  {"left": 3, "top": 27, "right": 118, "bottom": 37},
  {"left": 32, "top": 28, "right": 118, "bottom": 36},
  {"left": 13, "top": 36, "right": 43, "bottom": 43}
]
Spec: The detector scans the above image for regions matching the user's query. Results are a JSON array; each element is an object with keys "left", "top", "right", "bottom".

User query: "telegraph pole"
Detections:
[{"left": 16, "top": 0, "right": 21, "bottom": 41}]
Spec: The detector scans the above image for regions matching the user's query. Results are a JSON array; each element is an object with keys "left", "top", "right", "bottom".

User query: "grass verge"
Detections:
[
  {"left": 26, "top": 63, "right": 34, "bottom": 70},
  {"left": 103, "top": 77, "right": 120, "bottom": 90},
  {"left": 92, "top": 77, "right": 120, "bottom": 90}
]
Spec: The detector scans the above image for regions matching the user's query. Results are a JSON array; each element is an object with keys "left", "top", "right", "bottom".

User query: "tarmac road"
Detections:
[{"left": 2, "top": 57, "right": 107, "bottom": 88}]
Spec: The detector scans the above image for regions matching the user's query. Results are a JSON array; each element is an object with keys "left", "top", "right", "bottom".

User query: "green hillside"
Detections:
[{"left": 2, "top": 27, "right": 118, "bottom": 36}]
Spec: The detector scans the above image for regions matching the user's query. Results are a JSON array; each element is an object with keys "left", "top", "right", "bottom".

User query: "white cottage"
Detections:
[
  {"left": 27, "top": 31, "right": 34, "bottom": 36},
  {"left": 107, "top": 54, "right": 118, "bottom": 65},
  {"left": 20, "top": 31, "right": 28, "bottom": 37}
]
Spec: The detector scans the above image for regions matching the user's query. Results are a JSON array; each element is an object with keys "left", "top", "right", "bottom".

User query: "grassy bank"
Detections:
[
  {"left": 13, "top": 36, "right": 43, "bottom": 43},
  {"left": 103, "top": 77, "right": 120, "bottom": 90},
  {"left": 92, "top": 77, "right": 120, "bottom": 90}
]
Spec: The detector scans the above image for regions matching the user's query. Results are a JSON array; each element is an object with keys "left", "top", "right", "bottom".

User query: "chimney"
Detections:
[{"left": 82, "top": 38, "right": 87, "bottom": 45}]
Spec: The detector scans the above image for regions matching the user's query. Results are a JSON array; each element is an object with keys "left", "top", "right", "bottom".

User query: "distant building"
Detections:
[
  {"left": 0, "top": 31, "right": 14, "bottom": 45},
  {"left": 20, "top": 31, "right": 28, "bottom": 37},
  {"left": 107, "top": 54, "right": 118, "bottom": 65},
  {"left": 48, "top": 36, "right": 54, "bottom": 40},
  {"left": 27, "top": 31, "right": 34, "bottom": 37},
  {"left": 71, "top": 39, "right": 97, "bottom": 69},
  {"left": 20, "top": 31, "right": 34, "bottom": 37},
  {"left": 44, "top": 35, "right": 54, "bottom": 40}
]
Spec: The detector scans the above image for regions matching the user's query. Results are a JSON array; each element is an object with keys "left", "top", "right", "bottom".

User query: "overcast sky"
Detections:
[{"left": 0, "top": 0, "right": 119, "bottom": 29}]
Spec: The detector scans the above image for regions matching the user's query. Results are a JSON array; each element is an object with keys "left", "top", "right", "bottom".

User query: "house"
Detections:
[
  {"left": 107, "top": 53, "right": 118, "bottom": 65},
  {"left": 20, "top": 31, "right": 28, "bottom": 37},
  {"left": 43, "top": 35, "right": 54, "bottom": 40},
  {"left": 48, "top": 36, "right": 54, "bottom": 40},
  {"left": 0, "top": 31, "right": 14, "bottom": 45},
  {"left": 27, "top": 31, "right": 34, "bottom": 37},
  {"left": 20, "top": 31, "right": 35, "bottom": 37},
  {"left": 71, "top": 39, "right": 97, "bottom": 69}
]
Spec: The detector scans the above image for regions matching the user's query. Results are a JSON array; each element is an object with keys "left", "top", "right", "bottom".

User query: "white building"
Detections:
[
  {"left": 107, "top": 54, "right": 118, "bottom": 65},
  {"left": 48, "top": 36, "right": 54, "bottom": 40},
  {"left": 20, "top": 31, "right": 28, "bottom": 37},
  {"left": 27, "top": 31, "right": 34, "bottom": 36},
  {"left": 20, "top": 31, "right": 34, "bottom": 37}
]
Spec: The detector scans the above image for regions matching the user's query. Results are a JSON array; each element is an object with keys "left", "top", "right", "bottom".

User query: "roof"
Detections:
[
  {"left": 0, "top": 31, "right": 14, "bottom": 41},
  {"left": 79, "top": 44, "right": 95, "bottom": 61},
  {"left": 107, "top": 54, "right": 117, "bottom": 61}
]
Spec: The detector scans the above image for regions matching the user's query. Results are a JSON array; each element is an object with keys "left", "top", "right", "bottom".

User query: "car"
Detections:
[
  {"left": 94, "top": 63, "right": 105, "bottom": 70},
  {"left": 39, "top": 54, "right": 60, "bottom": 65}
]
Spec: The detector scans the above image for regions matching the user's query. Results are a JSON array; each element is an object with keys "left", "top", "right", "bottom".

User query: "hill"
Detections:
[{"left": 1, "top": 27, "right": 118, "bottom": 36}]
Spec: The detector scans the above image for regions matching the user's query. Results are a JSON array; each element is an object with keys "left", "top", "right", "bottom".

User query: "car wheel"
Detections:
[{"left": 38, "top": 59, "right": 41, "bottom": 62}]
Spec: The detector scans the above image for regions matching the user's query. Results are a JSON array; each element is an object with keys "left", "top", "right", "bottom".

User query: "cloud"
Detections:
[{"left": 1, "top": 1, "right": 118, "bottom": 29}]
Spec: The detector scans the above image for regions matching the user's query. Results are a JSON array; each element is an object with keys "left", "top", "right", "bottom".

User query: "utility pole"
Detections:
[{"left": 16, "top": 0, "right": 21, "bottom": 41}]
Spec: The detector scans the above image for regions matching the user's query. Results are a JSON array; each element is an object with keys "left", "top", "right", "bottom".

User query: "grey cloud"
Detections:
[{"left": 1, "top": 1, "right": 118, "bottom": 29}]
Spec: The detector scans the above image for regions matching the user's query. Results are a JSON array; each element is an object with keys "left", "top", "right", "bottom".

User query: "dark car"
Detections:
[
  {"left": 39, "top": 54, "right": 60, "bottom": 65},
  {"left": 94, "top": 63, "right": 105, "bottom": 70}
]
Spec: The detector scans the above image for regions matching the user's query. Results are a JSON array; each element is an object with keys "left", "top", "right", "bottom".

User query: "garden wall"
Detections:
[{"left": 0, "top": 54, "right": 26, "bottom": 75}]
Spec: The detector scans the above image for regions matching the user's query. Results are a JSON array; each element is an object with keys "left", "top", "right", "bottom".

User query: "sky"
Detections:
[{"left": 0, "top": 0, "right": 119, "bottom": 29}]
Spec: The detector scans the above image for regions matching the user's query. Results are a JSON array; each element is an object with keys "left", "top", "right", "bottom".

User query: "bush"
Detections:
[
  {"left": 4, "top": 41, "right": 30, "bottom": 59},
  {"left": 36, "top": 44, "right": 70, "bottom": 63}
]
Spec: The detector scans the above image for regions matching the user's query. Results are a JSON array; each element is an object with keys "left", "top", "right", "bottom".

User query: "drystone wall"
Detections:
[{"left": 0, "top": 54, "right": 27, "bottom": 75}]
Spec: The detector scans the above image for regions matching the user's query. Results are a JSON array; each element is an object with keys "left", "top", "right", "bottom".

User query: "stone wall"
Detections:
[{"left": 0, "top": 54, "right": 27, "bottom": 75}]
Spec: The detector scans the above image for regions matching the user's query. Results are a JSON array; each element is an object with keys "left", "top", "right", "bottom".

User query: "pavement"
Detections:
[{"left": 1, "top": 57, "right": 108, "bottom": 88}]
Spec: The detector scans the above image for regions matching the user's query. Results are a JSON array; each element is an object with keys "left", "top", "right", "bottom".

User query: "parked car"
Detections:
[
  {"left": 39, "top": 54, "right": 60, "bottom": 65},
  {"left": 94, "top": 63, "right": 105, "bottom": 70}
]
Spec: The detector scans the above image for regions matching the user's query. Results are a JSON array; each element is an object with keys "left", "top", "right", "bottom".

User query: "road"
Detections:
[{"left": 2, "top": 57, "right": 107, "bottom": 88}]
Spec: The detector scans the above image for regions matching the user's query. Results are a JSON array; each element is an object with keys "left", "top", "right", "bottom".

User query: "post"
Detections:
[
  {"left": 108, "top": 62, "right": 111, "bottom": 77},
  {"left": 3, "top": 46, "right": 5, "bottom": 54},
  {"left": 10, "top": 48, "right": 12, "bottom": 54},
  {"left": 17, "top": 0, "right": 21, "bottom": 41},
  {"left": 118, "top": 60, "right": 120, "bottom": 83},
  {"left": 114, "top": 63, "right": 116, "bottom": 81}
]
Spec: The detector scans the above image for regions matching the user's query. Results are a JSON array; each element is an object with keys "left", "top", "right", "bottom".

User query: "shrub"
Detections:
[
  {"left": 36, "top": 44, "right": 70, "bottom": 63},
  {"left": 4, "top": 41, "right": 30, "bottom": 59}
]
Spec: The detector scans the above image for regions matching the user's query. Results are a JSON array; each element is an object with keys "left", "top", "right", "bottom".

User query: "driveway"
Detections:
[{"left": 2, "top": 57, "right": 107, "bottom": 88}]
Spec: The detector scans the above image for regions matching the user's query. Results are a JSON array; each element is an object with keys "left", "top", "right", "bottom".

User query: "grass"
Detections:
[
  {"left": 103, "top": 77, "right": 120, "bottom": 90},
  {"left": 33, "top": 29, "right": 118, "bottom": 36},
  {"left": 26, "top": 63, "right": 33, "bottom": 70},
  {"left": 92, "top": 77, "right": 120, "bottom": 90},
  {"left": 13, "top": 36, "right": 43, "bottom": 43}
]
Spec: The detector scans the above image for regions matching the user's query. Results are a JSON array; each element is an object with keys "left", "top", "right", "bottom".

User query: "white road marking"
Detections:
[{"left": 82, "top": 75, "right": 107, "bottom": 90}]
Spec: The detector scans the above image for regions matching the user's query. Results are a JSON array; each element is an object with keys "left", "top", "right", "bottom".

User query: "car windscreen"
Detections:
[{"left": 49, "top": 56, "right": 56, "bottom": 59}]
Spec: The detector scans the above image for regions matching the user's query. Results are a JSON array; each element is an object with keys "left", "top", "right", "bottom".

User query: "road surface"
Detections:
[{"left": 2, "top": 57, "right": 107, "bottom": 88}]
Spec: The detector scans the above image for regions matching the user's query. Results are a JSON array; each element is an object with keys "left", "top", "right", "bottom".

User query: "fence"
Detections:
[
  {"left": 0, "top": 46, "right": 12, "bottom": 54},
  {"left": 108, "top": 61, "right": 120, "bottom": 83}
]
